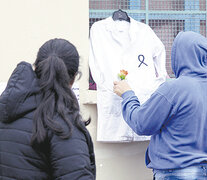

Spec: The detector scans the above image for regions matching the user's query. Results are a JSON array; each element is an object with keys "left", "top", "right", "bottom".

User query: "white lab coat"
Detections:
[{"left": 89, "top": 17, "right": 167, "bottom": 142}]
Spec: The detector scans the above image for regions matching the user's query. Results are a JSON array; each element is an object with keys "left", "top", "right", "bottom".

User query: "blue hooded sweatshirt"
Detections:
[{"left": 121, "top": 31, "right": 207, "bottom": 170}]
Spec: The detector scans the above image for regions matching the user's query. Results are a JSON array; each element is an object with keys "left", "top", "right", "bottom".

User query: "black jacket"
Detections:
[{"left": 0, "top": 62, "right": 96, "bottom": 180}]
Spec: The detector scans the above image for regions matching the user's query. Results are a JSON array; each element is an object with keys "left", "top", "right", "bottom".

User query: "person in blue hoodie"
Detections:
[{"left": 113, "top": 31, "right": 207, "bottom": 180}]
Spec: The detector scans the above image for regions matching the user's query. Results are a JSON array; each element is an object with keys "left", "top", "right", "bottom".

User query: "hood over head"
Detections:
[
  {"left": 0, "top": 62, "right": 40, "bottom": 123},
  {"left": 171, "top": 31, "right": 207, "bottom": 78}
]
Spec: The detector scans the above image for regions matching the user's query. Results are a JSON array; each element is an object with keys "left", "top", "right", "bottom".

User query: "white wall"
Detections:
[
  {"left": 0, "top": 0, "right": 89, "bottom": 81},
  {"left": 0, "top": 1, "right": 153, "bottom": 179}
]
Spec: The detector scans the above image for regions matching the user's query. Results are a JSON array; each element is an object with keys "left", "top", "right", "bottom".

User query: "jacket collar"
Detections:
[{"left": 104, "top": 16, "right": 139, "bottom": 43}]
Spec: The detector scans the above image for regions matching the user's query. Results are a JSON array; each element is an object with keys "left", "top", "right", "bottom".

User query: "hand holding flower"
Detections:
[{"left": 113, "top": 80, "right": 132, "bottom": 97}]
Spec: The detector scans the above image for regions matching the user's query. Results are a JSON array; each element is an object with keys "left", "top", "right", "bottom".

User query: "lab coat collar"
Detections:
[{"left": 105, "top": 16, "right": 139, "bottom": 42}]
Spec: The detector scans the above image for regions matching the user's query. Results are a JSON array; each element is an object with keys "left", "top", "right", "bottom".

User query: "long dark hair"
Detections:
[{"left": 31, "top": 38, "right": 88, "bottom": 147}]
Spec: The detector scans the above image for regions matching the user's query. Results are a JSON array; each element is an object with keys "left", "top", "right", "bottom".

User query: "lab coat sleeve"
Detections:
[
  {"left": 150, "top": 29, "right": 167, "bottom": 81},
  {"left": 121, "top": 90, "right": 174, "bottom": 136},
  {"left": 89, "top": 25, "right": 104, "bottom": 85},
  {"left": 153, "top": 43, "right": 167, "bottom": 82}
]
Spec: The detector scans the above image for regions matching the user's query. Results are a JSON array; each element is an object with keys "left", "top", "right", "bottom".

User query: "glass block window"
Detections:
[
  {"left": 148, "top": 0, "right": 185, "bottom": 10},
  {"left": 89, "top": 0, "right": 207, "bottom": 90}
]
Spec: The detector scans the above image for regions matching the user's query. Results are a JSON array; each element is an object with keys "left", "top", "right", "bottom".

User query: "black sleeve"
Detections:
[{"left": 50, "top": 126, "right": 95, "bottom": 180}]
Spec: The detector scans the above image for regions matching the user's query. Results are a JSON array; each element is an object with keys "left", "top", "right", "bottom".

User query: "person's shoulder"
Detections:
[
  {"left": 168, "top": 76, "right": 192, "bottom": 88},
  {"left": 156, "top": 78, "right": 178, "bottom": 94},
  {"left": 157, "top": 77, "right": 192, "bottom": 97}
]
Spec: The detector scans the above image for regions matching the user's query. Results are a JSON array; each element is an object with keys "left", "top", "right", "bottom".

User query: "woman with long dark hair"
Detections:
[{"left": 0, "top": 39, "right": 96, "bottom": 179}]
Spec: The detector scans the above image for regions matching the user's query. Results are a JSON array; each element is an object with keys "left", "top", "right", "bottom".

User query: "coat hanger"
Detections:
[{"left": 112, "top": 9, "right": 130, "bottom": 22}]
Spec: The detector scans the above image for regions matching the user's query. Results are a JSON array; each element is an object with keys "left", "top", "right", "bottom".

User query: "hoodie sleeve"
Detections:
[{"left": 121, "top": 90, "right": 174, "bottom": 135}]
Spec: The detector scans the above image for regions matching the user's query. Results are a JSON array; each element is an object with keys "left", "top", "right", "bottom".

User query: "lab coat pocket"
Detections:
[{"left": 100, "top": 91, "right": 122, "bottom": 117}]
